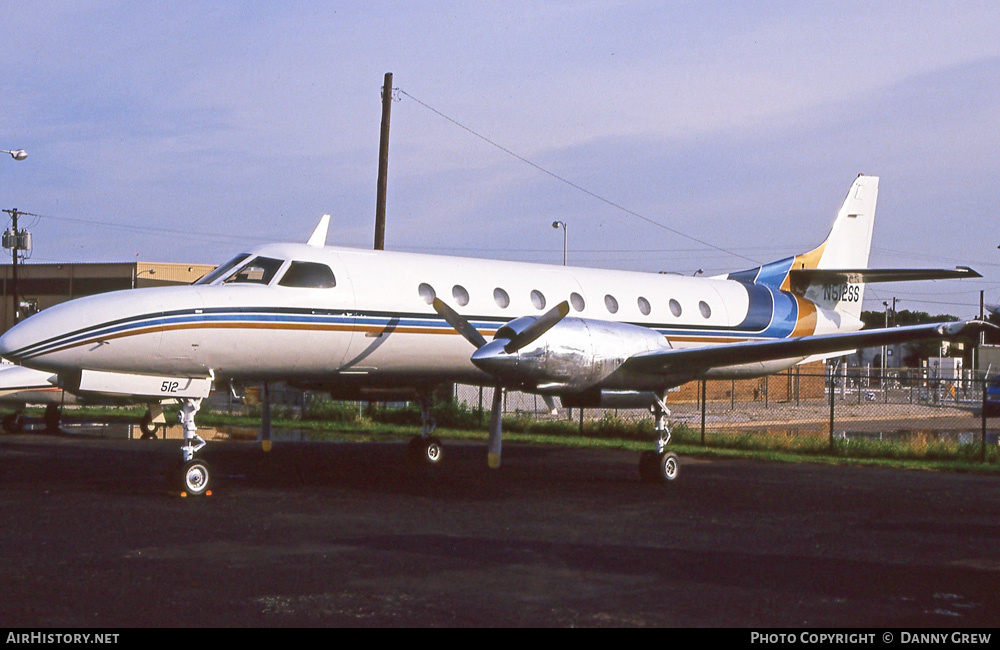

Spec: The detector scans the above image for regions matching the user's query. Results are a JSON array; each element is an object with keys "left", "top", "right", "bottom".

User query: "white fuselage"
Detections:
[{"left": 0, "top": 242, "right": 856, "bottom": 395}]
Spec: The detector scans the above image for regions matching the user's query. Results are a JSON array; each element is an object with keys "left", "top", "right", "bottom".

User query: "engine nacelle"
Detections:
[
  {"left": 560, "top": 389, "right": 663, "bottom": 409},
  {"left": 471, "top": 317, "right": 669, "bottom": 392}
]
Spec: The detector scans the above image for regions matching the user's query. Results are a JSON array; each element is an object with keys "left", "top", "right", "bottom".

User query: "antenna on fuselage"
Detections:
[{"left": 307, "top": 214, "right": 331, "bottom": 247}]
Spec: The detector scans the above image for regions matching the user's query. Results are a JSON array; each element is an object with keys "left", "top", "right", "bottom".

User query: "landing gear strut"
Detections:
[
  {"left": 639, "top": 395, "right": 681, "bottom": 483},
  {"left": 408, "top": 392, "right": 443, "bottom": 466},
  {"left": 44, "top": 404, "right": 61, "bottom": 432}
]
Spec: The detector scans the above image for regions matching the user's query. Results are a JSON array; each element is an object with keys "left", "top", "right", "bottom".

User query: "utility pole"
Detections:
[
  {"left": 374, "top": 72, "right": 393, "bottom": 250},
  {"left": 977, "top": 290, "right": 985, "bottom": 377},
  {"left": 2, "top": 208, "right": 32, "bottom": 325},
  {"left": 6, "top": 209, "right": 17, "bottom": 326}
]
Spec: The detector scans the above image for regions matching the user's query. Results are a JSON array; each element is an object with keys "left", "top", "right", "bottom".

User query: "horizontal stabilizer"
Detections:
[
  {"left": 621, "top": 320, "right": 997, "bottom": 377},
  {"left": 789, "top": 266, "right": 980, "bottom": 293}
]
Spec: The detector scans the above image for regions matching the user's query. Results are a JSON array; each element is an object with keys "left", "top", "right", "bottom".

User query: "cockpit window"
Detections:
[
  {"left": 193, "top": 254, "right": 250, "bottom": 285},
  {"left": 223, "top": 256, "right": 284, "bottom": 285},
  {"left": 278, "top": 261, "right": 337, "bottom": 288}
]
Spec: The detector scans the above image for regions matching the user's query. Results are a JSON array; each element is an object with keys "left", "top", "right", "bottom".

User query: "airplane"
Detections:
[
  {"left": 0, "top": 363, "right": 69, "bottom": 432},
  {"left": 0, "top": 362, "right": 169, "bottom": 436},
  {"left": 0, "top": 174, "right": 990, "bottom": 496}
]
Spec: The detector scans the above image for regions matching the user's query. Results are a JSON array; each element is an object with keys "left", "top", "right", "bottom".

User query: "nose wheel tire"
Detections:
[{"left": 170, "top": 459, "right": 212, "bottom": 496}]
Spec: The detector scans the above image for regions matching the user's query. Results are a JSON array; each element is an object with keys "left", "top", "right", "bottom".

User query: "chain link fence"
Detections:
[{"left": 453, "top": 367, "right": 1000, "bottom": 455}]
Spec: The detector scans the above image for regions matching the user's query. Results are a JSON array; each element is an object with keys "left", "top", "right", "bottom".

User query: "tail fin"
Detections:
[
  {"left": 727, "top": 175, "right": 978, "bottom": 323},
  {"left": 785, "top": 175, "right": 878, "bottom": 319},
  {"left": 795, "top": 174, "right": 879, "bottom": 272},
  {"left": 726, "top": 175, "right": 879, "bottom": 320}
]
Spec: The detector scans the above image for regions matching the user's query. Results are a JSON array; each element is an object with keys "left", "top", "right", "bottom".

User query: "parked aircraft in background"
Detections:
[
  {"left": 0, "top": 176, "right": 988, "bottom": 495},
  {"left": 0, "top": 364, "right": 68, "bottom": 432},
  {"left": 0, "top": 362, "right": 167, "bottom": 435}
]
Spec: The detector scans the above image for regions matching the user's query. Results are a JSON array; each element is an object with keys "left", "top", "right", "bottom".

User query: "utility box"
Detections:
[
  {"left": 978, "top": 344, "right": 1000, "bottom": 377},
  {"left": 927, "top": 356, "right": 962, "bottom": 381}
]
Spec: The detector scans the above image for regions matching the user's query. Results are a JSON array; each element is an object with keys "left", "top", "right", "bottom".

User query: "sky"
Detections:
[{"left": 2, "top": 1, "right": 999, "bottom": 318}]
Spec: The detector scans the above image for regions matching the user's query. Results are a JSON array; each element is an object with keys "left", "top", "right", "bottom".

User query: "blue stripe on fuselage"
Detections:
[{"left": 736, "top": 283, "right": 799, "bottom": 338}]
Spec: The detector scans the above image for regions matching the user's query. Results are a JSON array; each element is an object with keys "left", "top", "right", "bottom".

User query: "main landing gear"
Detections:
[
  {"left": 2, "top": 410, "right": 24, "bottom": 433},
  {"left": 638, "top": 395, "right": 681, "bottom": 483},
  {"left": 139, "top": 404, "right": 167, "bottom": 440},
  {"left": 170, "top": 397, "right": 211, "bottom": 497},
  {"left": 407, "top": 393, "right": 443, "bottom": 467},
  {"left": 1, "top": 405, "right": 60, "bottom": 434}
]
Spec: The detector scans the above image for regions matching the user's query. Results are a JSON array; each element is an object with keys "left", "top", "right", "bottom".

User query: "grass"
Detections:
[{"left": 9, "top": 401, "right": 1000, "bottom": 474}]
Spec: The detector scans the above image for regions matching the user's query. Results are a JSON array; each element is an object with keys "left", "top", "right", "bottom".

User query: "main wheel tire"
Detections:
[
  {"left": 408, "top": 436, "right": 444, "bottom": 466},
  {"left": 639, "top": 451, "right": 680, "bottom": 483},
  {"left": 658, "top": 451, "right": 680, "bottom": 482},
  {"left": 638, "top": 450, "right": 660, "bottom": 482},
  {"left": 139, "top": 412, "right": 158, "bottom": 439}
]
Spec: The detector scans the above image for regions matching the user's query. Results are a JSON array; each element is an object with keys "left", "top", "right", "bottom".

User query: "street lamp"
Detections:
[
  {"left": 1, "top": 150, "right": 27, "bottom": 161},
  {"left": 132, "top": 268, "right": 157, "bottom": 290},
  {"left": 551, "top": 221, "right": 567, "bottom": 266},
  {"left": 882, "top": 301, "right": 890, "bottom": 383}
]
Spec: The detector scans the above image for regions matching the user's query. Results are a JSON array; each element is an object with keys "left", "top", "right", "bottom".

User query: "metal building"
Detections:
[{"left": 0, "top": 262, "right": 215, "bottom": 332}]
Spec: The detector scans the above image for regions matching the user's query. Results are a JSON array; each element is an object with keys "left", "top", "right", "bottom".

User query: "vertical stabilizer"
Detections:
[
  {"left": 789, "top": 175, "right": 879, "bottom": 319},
  {"left": 726, "top": 176, "right": 879, "bottom": 322},
  {"left": 812, "top": 175, "right": 879, "bottom": 270}
]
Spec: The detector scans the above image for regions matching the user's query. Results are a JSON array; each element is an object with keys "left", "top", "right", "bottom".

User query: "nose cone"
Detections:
[
  {"left": 0, "top": 316, "right": 46, "bottom": 363},
  {"left": 470, "top": 339, "right": 518, "bottom": 377},
  {"left": 0, "top": 287, "right": 181, "bottom": 372}
]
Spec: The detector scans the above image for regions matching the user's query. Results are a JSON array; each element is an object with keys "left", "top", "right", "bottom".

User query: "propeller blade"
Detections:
[
  {"left": 432, "top": 297, "right": 488, "bottom": 348},
  {"left": 503, "top": 300, "right": 570, "bottom": 354},
  {"left": 488, "top": 387, "right": 503, "bottom": 469}
]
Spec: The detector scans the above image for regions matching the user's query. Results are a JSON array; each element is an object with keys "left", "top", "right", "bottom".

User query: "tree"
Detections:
[{"left": 859, "top": 309, "right": 962, "bottom": 368}]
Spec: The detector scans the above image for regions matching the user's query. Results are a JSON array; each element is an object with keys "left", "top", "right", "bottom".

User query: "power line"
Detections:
[
  {"left": 398, "top": 89, "right": 760, "bottom": 265},
  {"left": 14, "top": 211, "right": 271, "bottom": 248}
]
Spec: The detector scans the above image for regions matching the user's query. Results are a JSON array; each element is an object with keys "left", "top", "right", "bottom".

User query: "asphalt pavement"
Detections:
[{"left": 1, "top": 430, "right": 998, "bottom": 627}]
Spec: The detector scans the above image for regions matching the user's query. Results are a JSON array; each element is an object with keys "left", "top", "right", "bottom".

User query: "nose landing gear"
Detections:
[{"left": 169, "top": 397, "right": 212, "bottom": 497}]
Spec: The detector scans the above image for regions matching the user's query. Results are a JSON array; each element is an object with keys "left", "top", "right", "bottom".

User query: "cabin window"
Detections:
[
  {"left": 637, "top": 296, "right": 651, "bottom": 316},
  {"left": 531, "top": 290, "right": 546, "bottom": 310},
  {"left": 570, "top": 292, "right": 585, "bottom": 312},
  {"left": 418, "top": 283, "right": 436, "bottom": 304},
  {"left": 224, "top": 256, "right": 284, "bottom": 285},
  {"left": 278, "top": 261, "right": 336, "bottom": 288},
  {"left": 604, "top": 294, "right": 618, "bottom": 314},
  {"left": 494, "top": 287, "right": 510, "bottom": 309},
  {"left": 194, "top": 254, "right": 249, "bottom": 285},
  {"left": 669, "top": 299, "right": 682, "bottom": 317},
  {"left": 452, "top": 285, "right": 469, "bottom": 307},
  {"left": 699, "top": 301, "right": 712, "bottom": 319}
]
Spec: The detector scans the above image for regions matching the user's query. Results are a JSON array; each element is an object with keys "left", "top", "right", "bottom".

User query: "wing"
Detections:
[{"left": 619, "top": 320, "right": 994, "bottom": 377}]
